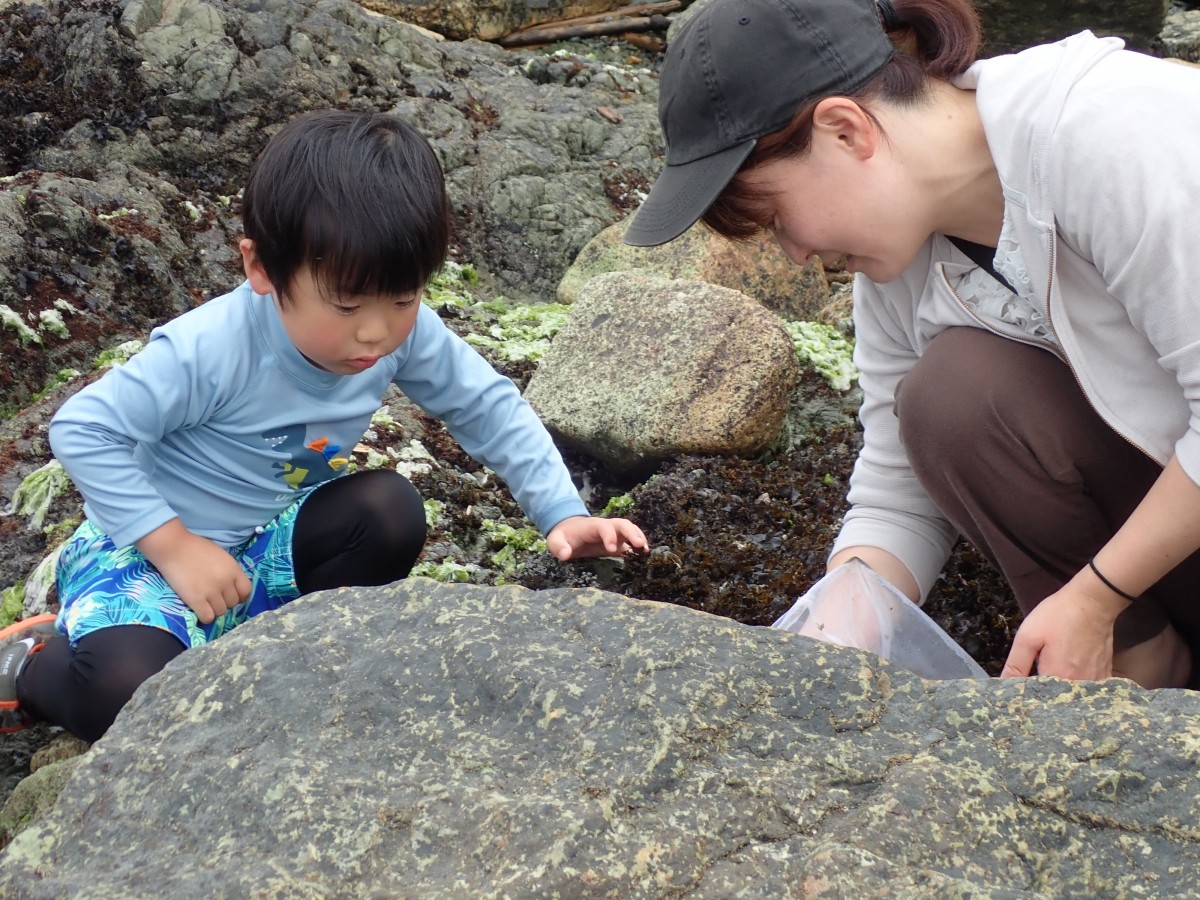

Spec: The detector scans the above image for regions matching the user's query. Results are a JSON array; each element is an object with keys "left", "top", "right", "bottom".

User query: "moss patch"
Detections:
[
  {"left": 423, "top": 261, "right": 479, "bottom": 310},
  {"left": 482, "top": 520, "right": 546, "bottom": 573},
  {"left": 410, "top": 559, "right": 476, "bottom": 583}
]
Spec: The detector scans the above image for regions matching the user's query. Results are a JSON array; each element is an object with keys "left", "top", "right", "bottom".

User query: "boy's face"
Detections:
[{"left": 241, "top": 240, "right": 420, "bottom": 375}]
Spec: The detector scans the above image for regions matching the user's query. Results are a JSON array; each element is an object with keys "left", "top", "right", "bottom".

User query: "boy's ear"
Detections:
[
  {"left": 811, "top": 97, "right": 878, "bottom": 160},
  {"left": 239, "top": 238, "right": 275, "bottom": 297}
]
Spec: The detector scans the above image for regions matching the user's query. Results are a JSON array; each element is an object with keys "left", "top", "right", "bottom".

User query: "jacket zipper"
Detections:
[
  {"left": 937, "top": 263, "right": 1058, "bottom": 356},
  {"left": 939, "top": 241, "right": 1158, "bottom": 462}
]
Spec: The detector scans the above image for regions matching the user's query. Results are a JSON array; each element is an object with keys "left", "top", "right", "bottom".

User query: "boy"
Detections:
[{"left": 0, "top": 109, "right": 647, "bottom": 741}]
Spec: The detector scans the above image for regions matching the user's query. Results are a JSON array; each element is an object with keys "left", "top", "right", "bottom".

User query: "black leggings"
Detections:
[{"left": 18, "top": 469, "right": 425, "bottom": 742}]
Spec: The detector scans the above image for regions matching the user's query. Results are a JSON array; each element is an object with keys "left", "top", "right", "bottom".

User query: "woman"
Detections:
[{"left": 626, "top": 0, "right": 1200, "bottom": 688}]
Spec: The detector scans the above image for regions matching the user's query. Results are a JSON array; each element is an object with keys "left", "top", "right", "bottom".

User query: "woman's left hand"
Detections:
[{"left": 1001, "top": 581, "right": 1127, "bottom": 681}]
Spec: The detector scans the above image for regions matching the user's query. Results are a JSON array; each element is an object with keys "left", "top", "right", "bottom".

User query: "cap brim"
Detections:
[{"left": 623, "top": 140, "right": 755, "bottom": 247}]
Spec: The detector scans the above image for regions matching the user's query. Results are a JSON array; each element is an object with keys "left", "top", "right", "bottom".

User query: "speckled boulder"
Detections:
[
  {"left": 557, "top": 217, "right": 838, "bottom": 324},
  {"left": 2, "top": 578, "right": 1200, "bottom": 896},
  {"left": 525, "top": 271, "right": 800, "bottom": 474}
]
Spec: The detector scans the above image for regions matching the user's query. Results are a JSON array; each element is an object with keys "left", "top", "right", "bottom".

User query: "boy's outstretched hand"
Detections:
[{"left": 546, "top": 515, "right": 649, "bottom": 561}]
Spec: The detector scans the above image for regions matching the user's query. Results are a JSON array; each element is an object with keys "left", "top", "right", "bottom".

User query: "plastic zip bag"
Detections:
[{"left": 773, "top": 558, "right": 988, "bottom": 680}]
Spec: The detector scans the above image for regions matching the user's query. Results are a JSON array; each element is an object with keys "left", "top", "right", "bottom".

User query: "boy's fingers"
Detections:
[
  {"left": 623, "top": 523, "right": 648, "bottom": 549},
  {"left": 547, "top": 534, "right": 572, "bottom": 560},
  {"left": 192, "top": 599, "right": 215, "bottom": 625}
]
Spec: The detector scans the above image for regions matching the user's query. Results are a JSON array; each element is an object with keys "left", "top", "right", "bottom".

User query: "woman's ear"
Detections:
[
  {"left": 811, "top": 97, "right": 879, "bottom": 160},
  {"left": 239, "top": 238, "right": 275, "bottom": 297}
]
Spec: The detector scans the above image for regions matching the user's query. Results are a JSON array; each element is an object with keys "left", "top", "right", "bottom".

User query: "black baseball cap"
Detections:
[{"left": 624, "top": 0, "right": 895, "bottom": 247}]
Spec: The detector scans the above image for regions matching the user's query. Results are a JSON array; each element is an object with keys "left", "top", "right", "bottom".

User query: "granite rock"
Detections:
[
  {"left": 557, "top": 216, "right": 841, "bottom": 325},
  {"left": 525, "top": 272, "right": 799, "bottom": 474}
]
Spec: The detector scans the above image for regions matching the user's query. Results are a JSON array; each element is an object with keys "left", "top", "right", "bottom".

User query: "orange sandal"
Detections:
[{"left": 0, "top": 613, "right": 59, "bottom": 733}]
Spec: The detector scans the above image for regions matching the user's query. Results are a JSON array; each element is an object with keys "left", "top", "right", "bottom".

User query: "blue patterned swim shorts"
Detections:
[{"left": 55, "top": 497, "right": 309, "bottom": 649}]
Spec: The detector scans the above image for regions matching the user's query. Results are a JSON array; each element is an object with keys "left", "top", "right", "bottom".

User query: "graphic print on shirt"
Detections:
[{"left": 263, "top": 424, "right": 351, "bottom": 490}]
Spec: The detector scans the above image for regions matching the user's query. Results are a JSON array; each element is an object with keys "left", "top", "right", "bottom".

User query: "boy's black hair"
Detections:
[{"left": 241, "top": 109, "right": 450, "bottom": 301}]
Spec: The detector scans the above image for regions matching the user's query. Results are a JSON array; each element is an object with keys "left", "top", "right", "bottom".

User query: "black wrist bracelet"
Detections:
[{"left": 1088, "top": 557, "right": 1138, "bottom": 602}]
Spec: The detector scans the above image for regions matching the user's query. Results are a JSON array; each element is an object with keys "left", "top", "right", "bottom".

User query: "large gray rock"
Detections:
[
  {"left": 525, "top": 272, "right": 799, "bottom": 474},
  {"left": 3, "top": 0, "right": 663, "bottom": 301},
  {"left": 2, "top": 578, "right": 1200, "bottom": 895}
]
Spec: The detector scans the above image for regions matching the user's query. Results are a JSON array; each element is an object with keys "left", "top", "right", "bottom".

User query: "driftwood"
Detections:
[
  {"left": 618, "top": 31, "right": 666, "bottom": 52},
  {"left": 497, "top": 1, "right": 680, "bottom": 48}
]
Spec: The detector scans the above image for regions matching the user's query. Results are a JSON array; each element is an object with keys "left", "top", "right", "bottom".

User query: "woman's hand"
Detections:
[
  {"left": 1001, "top": 577, "right": 1128, "bottom": 681},
  {"left": 546, "top": 515, "right": 649, "bottom": 561},
  {"left": 1003, "top": 455, "right": 1200, "bottom": 681}
]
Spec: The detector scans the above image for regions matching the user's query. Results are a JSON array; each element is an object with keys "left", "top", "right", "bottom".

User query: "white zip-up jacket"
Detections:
[{"left": 830, "top": 32, "right": 1200, "bottom": 599}]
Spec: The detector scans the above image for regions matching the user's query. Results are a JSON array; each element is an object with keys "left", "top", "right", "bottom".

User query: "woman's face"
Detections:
[{"left": 737, "top": 103, "right": 932, "bottom": 284}]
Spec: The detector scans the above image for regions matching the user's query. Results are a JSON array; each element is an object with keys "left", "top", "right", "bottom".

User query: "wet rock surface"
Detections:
[
  {"left": 1, "top": 580, "right": 1198, "bottom": 896},
  {"left": 975, "top": 0, "right": 1170, "bottom": 53},
  {"left": 1, "top": 0, "right": 663, "bottom": 308}
]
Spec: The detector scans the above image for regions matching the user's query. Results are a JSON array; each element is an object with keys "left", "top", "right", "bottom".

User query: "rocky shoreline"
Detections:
[{"left": 4, "top": 0, "right": 1200, "bottom": 878}]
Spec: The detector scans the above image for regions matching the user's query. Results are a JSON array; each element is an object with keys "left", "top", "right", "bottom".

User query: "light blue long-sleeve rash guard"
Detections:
[{"left": 48, "top": 282, "right": 587, "bottom": 549}]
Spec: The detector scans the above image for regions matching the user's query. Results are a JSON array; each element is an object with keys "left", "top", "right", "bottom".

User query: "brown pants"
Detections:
[{"left": 895, "top": 326, "right": 1200, "bottom": 653}]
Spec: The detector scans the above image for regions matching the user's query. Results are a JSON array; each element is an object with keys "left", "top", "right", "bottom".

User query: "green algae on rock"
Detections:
[
  {"left": 784, "top": 320, "right": 858, "bottom": 392},
  {"left": 0, "top": 581, "right": 25, "bottom": 629},
  {"left": 0, "top": 305, "right": 41, "bottom": 347},
  {"left": 3, "top": 459, "right": 70, "bottom": 533},
  {"left": 464, "top": 302, "right": 571, "bottom": 363},
  {"left": 92, "top": 340, "right": 144, "bottom": 369}
]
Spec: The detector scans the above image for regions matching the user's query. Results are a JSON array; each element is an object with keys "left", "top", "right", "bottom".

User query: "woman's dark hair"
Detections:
[
  {"left": 702, "top": 0, "right": 983, "bottom": 240},
  {"left": 241, "top": 109, "right": 450, "bottom": 301}
]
